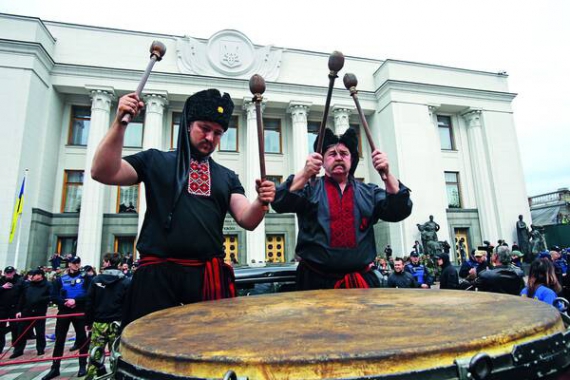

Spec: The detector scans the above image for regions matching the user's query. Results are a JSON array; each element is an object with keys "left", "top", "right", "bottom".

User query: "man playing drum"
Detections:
[
  {"left": 272, "top": 128, "right": 412, "bottom": 290},
  {"left": 91, "top": 89, "right": 275, "bottom": 326}
]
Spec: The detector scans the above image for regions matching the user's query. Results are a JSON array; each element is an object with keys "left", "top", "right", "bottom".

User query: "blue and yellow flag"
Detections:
[{"left": 9, "top": 176, "right": 26, "bottom": 243}]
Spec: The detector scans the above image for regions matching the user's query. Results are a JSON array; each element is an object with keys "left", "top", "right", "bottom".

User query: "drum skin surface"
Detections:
[{"left": 120, "top": 289, "right": 565, "bottom": 379}]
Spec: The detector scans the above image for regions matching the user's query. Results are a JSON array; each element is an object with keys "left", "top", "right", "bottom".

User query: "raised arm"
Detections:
[
  {"left": 289, "top": 152, "right": 322, "bottom": 192},
  {"left": 230, "top": 179, "right": 276, "bottom": 231},
  {"left": 371, "top": 149, "right": 400, "bottom": 194},
  {"left": 91, "top": 93, "right": 143, "bottom": 185}
]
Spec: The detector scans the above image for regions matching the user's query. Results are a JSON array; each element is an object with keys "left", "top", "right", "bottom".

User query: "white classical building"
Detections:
[{"left": 0, "top": 13, "right": 531, "bottom": 269}]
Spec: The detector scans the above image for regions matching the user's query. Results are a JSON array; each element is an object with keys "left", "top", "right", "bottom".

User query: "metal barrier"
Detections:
[{"left": 0, "top": 312, "right": 97, "bottom": 366}]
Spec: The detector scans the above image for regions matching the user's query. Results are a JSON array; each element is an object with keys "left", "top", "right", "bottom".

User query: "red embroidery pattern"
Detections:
[
  {"left": 325, "top": 178, "right": 356, "bottom": 248},
  {"left": 188, "top": 158, "right": 211, "bottom": 196}
]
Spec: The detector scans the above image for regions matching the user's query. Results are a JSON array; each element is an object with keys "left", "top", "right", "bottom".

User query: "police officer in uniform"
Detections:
[
  {"left": 43, "top": 256, "right": 91, "bottom": 380},
  {"left": 405, "top": 252, "right": 432, "bottom": 288}
]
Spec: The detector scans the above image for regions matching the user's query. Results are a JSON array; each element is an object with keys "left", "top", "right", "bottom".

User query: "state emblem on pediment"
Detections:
[{"left": 176, "top": 29, "right": 282, "bottom": 80}]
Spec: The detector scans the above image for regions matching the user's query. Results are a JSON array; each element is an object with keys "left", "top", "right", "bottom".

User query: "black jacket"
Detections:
[
  {"left": 387, "top": 271, "right": 418, "bottom": 288},
  {"left": 19, "top": 279, "right": 52, "bottom": 314},
  {"left": 85, "top": 269, "right": 130, "bottom": 325},
  {"left": 0, "top": 274, "right": 23, "bottom": 311},
  {"left": 438, "top": 255, "right": 459, "bottom": 290},
  {"left": 475, "top": 265, "right": 525, "bottom": 295}
]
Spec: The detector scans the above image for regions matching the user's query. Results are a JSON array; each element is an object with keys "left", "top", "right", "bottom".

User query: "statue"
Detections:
[
  {"left": 516, "top": 215, "right": 531, "bottom": 260},
  {"left": 417, "top": 215, "right": 441, "bottom": 257},
  {"left": 529, "top": 224, "right": 547, "bottom": 255}
]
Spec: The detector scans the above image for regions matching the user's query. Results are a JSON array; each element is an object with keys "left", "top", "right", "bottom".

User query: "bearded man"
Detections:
[{"left": 91, "top": 89, "right": 275, "bottom": 326}]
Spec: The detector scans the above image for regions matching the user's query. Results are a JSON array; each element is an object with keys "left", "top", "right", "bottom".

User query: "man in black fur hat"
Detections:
[
  {"left": 91, "top": 90, "right": 275, "bottom": 326},
  {"left": 272, "top": 128, "right": 412, "bottom": 290}
]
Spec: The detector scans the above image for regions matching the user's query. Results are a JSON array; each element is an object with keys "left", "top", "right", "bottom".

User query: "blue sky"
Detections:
[{"left": 1, "top": 0, "right": 568, "bottom": 196}]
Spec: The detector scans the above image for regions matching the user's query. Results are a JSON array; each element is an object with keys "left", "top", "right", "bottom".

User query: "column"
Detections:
[
  {"left": 286, "top": 102, "right": 311, "bottom": 243},
  {"left": 331, "top": 105, "right": 353, "bottom": 135},
  {"left": 137, "top": 93, "right": 168, "bottom": 234},
  {"left": 243, "top": 100, "right": 265, "bottom": 265},
  {"left": 463, "top": 110, "right": 499, "bottom": 242},
  {"left": 77, "top": 88, "right": 114, "bottom": 267},
  {"left": 286, "top": 102, "right": 311, "bottom": 172}
]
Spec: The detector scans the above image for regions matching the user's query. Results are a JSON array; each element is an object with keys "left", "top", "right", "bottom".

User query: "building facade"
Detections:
[{"left": 0, "top": 13, "right": 532, "bottom": 269}]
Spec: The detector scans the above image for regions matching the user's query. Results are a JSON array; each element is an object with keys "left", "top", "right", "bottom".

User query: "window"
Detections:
[
  {"left": 263, "top": 118, "right": 282, "bottom": 153},
  {"left": 223, "top": 234, "right": 239, "bottom": 264},
  {"left": 265, "top": 176, "right": 282, "bottom": 186},
  {"left": 266, "top": 234, "right": 285, "bottom": 263},
  {"left": 68, "top": 106, "right": 91, "bottom": 146},
  {"left": 61, "top": 170, "right": 84, "bottom": 213},
  {"left": 124, "top": 111, "right": 144, "bottom": 148},
  {"left": 349, "top": 124, "right": 364, "bottom": 158},
  {"left": 115, "top": 236, "right": 136, "bottom": 258},
  {"left": 437, "top": 115, "right": 455, "bottom": 150},
  {"left": 219, "top": 116, "right": 239, "bottom": 152},
  {"left": 307, "top": 121, "right": 320, "bottom": 153},
  {"left": 445, "top": 172, "right": 462, "bottom": 208},
  {"left": 57, "top": 236, "right": 77, "bottom": 256},
  {"left": 171, "top": 112, "right": 181, "bottom": 150},
  {"left": 117, "top": 185, "right": 139, "bottom": 213}
]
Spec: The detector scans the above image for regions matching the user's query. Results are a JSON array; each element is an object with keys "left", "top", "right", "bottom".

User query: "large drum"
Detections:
[{"left": 116, "top": 289, "right": 570, "bottom": 379}]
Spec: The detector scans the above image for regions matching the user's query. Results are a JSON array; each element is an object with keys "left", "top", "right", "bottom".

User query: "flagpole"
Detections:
[{"left": 13, "top": 168, "right": 28, "bottom": 268}]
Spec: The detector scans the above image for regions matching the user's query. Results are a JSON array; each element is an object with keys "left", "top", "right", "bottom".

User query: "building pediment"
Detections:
[{"left": 176, "top": 29, "right": 282, "bottom": 81}]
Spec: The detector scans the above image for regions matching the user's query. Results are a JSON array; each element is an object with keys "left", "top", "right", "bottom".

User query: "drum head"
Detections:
[{"left": 121, "top": 289, "right": 565, "bottom": 379}]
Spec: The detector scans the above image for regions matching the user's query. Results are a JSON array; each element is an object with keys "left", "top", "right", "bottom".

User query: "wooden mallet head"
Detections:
[
  {"left": 249, "top": 74, "right": 266, "bottom": 96},
  {"left": 343, "top": 73, "right": 358, "bottom": 94},
  {"left": 328, "top": 51, "right": 345, "bottom": 75},
  {"left": 149, "top": 41, "right": 167, "bottom": 62}
]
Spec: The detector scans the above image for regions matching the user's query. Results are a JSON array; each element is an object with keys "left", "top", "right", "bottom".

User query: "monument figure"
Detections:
[
  {"left": 417, "top": 215, "right": 441, "bottom": 257},
  {"left": 516, "top": 215, "right": 531, "bottom": 261},
  {"left": 529, "top": 224, "right": 547, "bottom": 255}
]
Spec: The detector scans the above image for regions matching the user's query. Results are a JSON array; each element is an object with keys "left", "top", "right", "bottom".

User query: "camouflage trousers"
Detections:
[{"left": 85, "top": 321, "right": 120, "bottom": 380}]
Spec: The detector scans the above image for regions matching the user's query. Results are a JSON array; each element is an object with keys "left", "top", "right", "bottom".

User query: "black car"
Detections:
[{"left": 233, "top": 263, "right": 297, "bottom": 296}]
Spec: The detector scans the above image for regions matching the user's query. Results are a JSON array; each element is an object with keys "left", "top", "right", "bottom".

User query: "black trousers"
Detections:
[
  {"left": 122, "top": 263, "right": 204, "bottom": 327},
  {"left": 14, "top": 309, "right": 47, "bottom": 354},
  {"left": 0, "top": 308, "right": 18, "bottom": 353},
  {"left": 51, "top": 310, "right": 88, "bottom": 367}
]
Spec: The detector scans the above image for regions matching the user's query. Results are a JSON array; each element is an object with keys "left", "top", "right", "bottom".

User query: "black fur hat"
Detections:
[
  {"left": 314, "top": 128, "right": 360, "bottom": 176},
  {"left": 183, "top": 89, "right": 234, "bottom": 131}
]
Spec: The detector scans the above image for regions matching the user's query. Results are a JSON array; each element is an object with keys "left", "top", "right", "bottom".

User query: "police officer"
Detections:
[
  {"left": 405, "top": 252, "right": 432, "bottom": 288},
  {"left": 12, "top": 268, "right": 52, "bottom": 357},
  {"left": 0, "top": 266, "right": 23, "bottom": 355},
  {"left": 43, "top": 256, "right": 91, "bottom": 380}
]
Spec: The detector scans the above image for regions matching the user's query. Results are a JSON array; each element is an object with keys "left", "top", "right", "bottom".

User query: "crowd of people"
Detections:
[
  {"left": 373, "top": 241, "right": 570, "bottom": 311},
  {"left": 0, "top": 253, "right": 134, "bottom": 379}
]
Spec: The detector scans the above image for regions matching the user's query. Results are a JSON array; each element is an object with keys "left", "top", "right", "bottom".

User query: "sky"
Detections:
[{"left": 1, "top": 0, "right": 568, "bottom": 196}]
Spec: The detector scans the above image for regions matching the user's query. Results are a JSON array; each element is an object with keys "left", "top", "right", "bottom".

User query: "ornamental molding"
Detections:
[
  {"left": 375, "top": 80, "right": 517, "bottom": 103},
  {"left": 86, "top": 86, "right": 115, "bottom": 111},
  {"left": 242, "top": 99, "right": 267, "bottom": 119},
  {"left": 177, "top": 30, "right": 283, "bottom": 80},
  {"left": 461, "top": 109, "right": 483, "bottom": 128},
  {"left": 287, "top": 102, "right": 311, "bottom": 123},
  {"left": 144, "top": 93, "right": 168, "bottom": 114}
]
